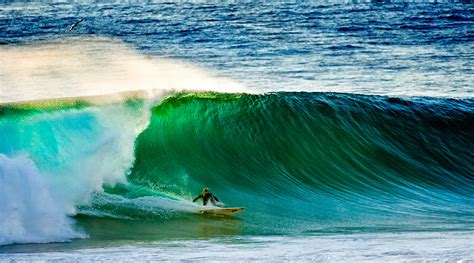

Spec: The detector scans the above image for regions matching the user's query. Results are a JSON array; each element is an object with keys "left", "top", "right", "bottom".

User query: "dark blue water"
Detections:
[{"left": 1, "top": 2, "right": 472, "bottom": 96}]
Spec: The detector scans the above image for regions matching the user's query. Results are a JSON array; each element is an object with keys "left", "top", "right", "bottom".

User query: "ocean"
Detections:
[{"left": 0, "top": 1, "right": 473, "bottom": 261}]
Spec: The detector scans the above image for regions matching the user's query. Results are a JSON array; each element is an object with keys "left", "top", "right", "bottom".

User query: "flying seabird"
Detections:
[{"left": 68, "top": 19, "right": 83, "bottom": 32}]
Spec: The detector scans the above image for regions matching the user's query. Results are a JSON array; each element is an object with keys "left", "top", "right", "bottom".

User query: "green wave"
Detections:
[
  {"left": 126, "top": 92, "right": 474, "bottom": 224},
  {"left": 1, "top": 92, "right": 473, "bottom": 236}
]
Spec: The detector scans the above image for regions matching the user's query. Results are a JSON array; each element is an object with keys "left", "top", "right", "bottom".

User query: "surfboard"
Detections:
[{"left": 199, "top": 207, "right": 244, "bottom": 215}]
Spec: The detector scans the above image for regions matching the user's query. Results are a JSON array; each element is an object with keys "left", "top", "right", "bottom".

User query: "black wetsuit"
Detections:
[{"left": 193, "top": 192, "right": 220, "bottom": 206}]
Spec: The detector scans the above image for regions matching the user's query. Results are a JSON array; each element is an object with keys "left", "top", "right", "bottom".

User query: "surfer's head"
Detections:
[{"left": 203, "top": 188, "right": 209, "bottom": 193}]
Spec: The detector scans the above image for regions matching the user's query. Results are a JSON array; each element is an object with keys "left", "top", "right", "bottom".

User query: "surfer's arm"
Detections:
[{"left": 192, "top": 194, "right": 203, "bottom": 202}]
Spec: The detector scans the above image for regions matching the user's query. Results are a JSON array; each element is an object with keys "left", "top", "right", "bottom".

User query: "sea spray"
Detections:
[
  {"left": 0, "top": 154, "right": 85, "bottom": 245},
  {"left": 0, "top": 36, "right": 247, "bottom": 103}
]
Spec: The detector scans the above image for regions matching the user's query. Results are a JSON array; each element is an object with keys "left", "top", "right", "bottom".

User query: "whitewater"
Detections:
[{"left": 1, "top": 2, "right": 473, "bottom": 261}]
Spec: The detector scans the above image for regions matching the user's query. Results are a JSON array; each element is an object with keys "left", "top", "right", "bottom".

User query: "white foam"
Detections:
[
  {"left": 0, "top": 101, "right": 150, "bottom": 245},
  {"left": 1, "top": 232, "right": 473, "bottom": 261},
  {"left": 0, "top": 154, "right": 86, "bottom": 246}
]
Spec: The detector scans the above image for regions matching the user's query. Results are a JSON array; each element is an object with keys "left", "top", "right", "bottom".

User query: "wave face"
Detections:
[
  {"left": 128, "top": 92, "right": 474, "bottom": 230},
  {"left": 1, "top": 92, "right": 473, "bottom": 245}
]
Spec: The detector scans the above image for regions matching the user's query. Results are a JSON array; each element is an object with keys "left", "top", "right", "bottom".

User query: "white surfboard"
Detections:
[{"left": 199, "top": 207, "right": 245, "bottom": 215}]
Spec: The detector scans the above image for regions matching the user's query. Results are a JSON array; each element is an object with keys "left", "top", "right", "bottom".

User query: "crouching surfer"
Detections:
[{"left": 193, "top": 188, "right": 223, "bottom": 207}]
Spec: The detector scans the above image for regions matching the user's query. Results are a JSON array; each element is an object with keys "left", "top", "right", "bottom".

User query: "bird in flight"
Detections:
[{"left": 68, "top": 19, "right": 83, "bottom": 32}]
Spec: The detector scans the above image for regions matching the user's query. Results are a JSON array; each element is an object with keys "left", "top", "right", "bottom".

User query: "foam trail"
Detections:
[
  {"left": 0, "top": 154, "right": 85, "bottom": 245},
  {"left": 80, "top": 192, "right": 208, "bottom": 220}
]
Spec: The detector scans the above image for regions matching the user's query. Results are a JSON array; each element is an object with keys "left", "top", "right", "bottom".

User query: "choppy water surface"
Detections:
[{"left": 1, "top": 1, "right": 473, "bottom": 98}]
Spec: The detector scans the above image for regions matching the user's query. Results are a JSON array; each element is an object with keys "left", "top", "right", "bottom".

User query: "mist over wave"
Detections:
[{"left": 0, "top": 36, "right": 246, "bottom": 103}]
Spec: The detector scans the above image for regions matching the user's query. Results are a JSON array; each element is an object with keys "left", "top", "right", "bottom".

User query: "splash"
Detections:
[
  {"left": 0, "top": 154, "right": 85, "bottom": 245},
  {"left": 0, "top": 99, "right": 150, "bottom": 245}
]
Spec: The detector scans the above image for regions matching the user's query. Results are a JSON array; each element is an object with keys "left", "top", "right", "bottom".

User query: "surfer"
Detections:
[
  {"left": 192, "top": 188, "right": 221, "bottom": 206},
  {"left": 68, "top": 19, "right": 83, "bottom": 32}
]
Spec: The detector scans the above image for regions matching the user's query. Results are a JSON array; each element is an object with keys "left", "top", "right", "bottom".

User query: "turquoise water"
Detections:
[{"left": 1, "top": 92, "right": 473, "bottom": 260}]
